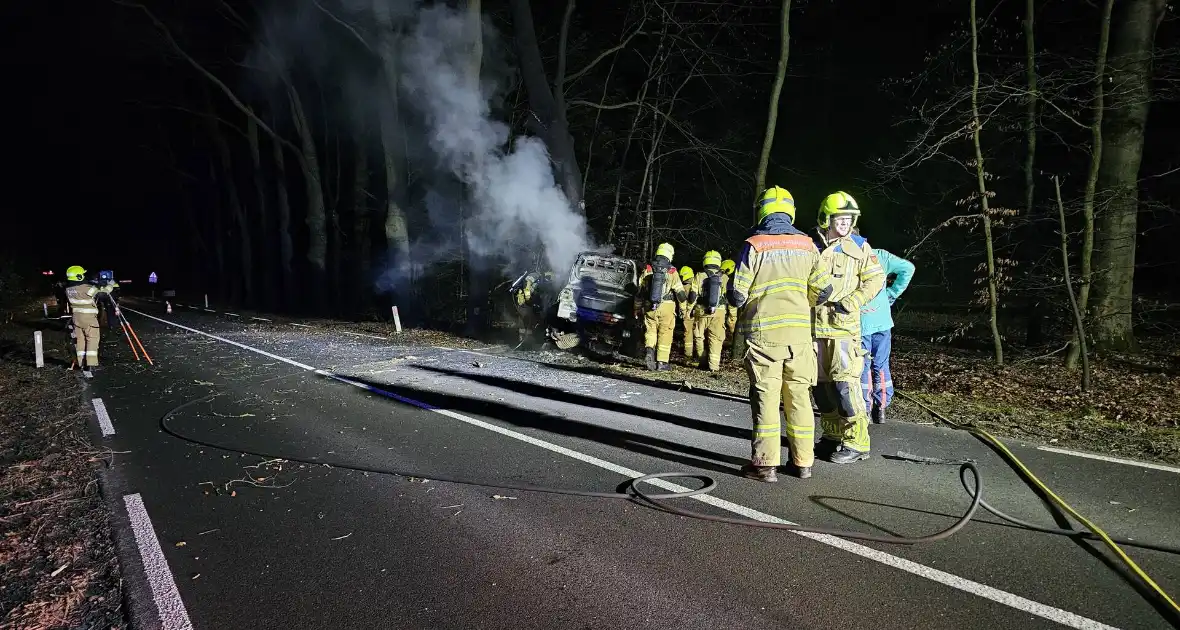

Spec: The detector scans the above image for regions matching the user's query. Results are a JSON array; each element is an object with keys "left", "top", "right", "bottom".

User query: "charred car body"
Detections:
[{"left": 546, "top": 251, "right": 639, "bottom": 354}]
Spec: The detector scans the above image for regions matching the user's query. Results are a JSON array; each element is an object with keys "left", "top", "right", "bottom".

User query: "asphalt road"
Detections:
[{"left": 82, "top": 301, "right": 1180, "bottom": 630}]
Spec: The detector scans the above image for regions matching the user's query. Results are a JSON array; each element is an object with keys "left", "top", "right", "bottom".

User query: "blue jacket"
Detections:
[{"left": 860, "top": 248, "right": 915, "bottom": 335}]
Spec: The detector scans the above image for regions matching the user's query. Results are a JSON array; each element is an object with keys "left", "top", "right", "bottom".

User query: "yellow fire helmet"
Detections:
[
  {"left": 720, "top": 259, "right": 736, "bottom": 275},
  {"left": 66, "top": 265, "right": 86, "bottom": 281},
  {"left": 818, "top": 191, "right": 861, "bottom": 229},
  {"left": 655, "top": 242, "right": 675, "bottom": 261},
  {"left": 678, "top": 266, "right": 695, "bottom": 283},
  {"left": 702, "top": 250, "right": 722, "bottom": 268},
  {"left": 757, "top": 186, "right": 796, "bottom": 223}
]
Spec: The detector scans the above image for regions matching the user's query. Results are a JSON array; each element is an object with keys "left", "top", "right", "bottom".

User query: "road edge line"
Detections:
[
  {"left": 1036, "top": 446, "right": 1180, "bottom": 474},
  {"left": 123, "top": 494, "right": 193, "bottom": 630},
  {"left": 92, "top": 398, "right": 115, "bottom": 437}
]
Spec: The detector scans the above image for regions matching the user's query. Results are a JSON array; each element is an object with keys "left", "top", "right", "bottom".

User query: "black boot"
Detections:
[
  {"left": 644, "top": 347, "right": 657, "bottom": 371},
  {"left": 657, "top": 361, "right": 671, "bottom": 371},
  {"left": 871, "top": 406, "right": 886, "bottom": 424},
  {"left": 829, "top": 446, "right": 870, "bottom": 464},
  {"left": 782, "top": 463, "right": 812, "bottom": 479},
  {"left": 741, "top": 464, "right": 778, "bottom": 483}
]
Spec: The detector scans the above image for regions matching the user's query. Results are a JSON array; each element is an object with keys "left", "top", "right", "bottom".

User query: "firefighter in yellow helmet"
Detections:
[
  {"left": 812, "top": 192, "right": 886, "bottom": 464},
  {"left": 637, "top": 242, "right": 686, "bottom": 371},
  {"left": 720, "top": 258, "right": 737, "bottom": 335},
  {"left": 691, "top": 251, "right": 730, "bottom": 372},
  {"left": 730, "top": 186, "right": 834, "bottom": 481},
  {"left": 677, "top": 266, "right": 697, "bottom": 363},
  {"left": 63, "top": 265, "right": 102, "bottom": 373}
]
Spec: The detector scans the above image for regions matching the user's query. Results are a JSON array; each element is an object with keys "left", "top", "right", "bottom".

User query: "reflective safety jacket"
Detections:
[
  {"left": 511, "top": 273, "right": 540, "bottom": 307},
  {"left": 691, "top": 268, "right": 729, "bottom": 318},
  {"left": 65, "top": 282, "right": 100, "bottom": 316},
  {"left": 811, "top": 230, "right": 885, "bottom": 339},
  {"left": 860, "top": 248, "right": 915, "bottom": 335},
  {"left": 730, "top": 232, "right": 833, "bottom": 345}
]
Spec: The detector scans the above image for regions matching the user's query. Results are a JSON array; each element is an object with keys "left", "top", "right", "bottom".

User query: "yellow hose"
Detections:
[{"left": 898, "top": 391, "right": 1180, "bottom": 615}]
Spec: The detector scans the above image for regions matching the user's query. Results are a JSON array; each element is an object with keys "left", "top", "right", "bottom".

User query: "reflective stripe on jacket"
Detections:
[
  {"left": 812, "top": 231, "right": 885, "bottom": 339},
  {"left": 637, "top": 265, "right": 685, "bottom": 305},
  {"left": 731, "top": 233, "right": 832, "bottom": 345},
  {"left": 66, "top": 283, "right": 100, "bottom": 315}
]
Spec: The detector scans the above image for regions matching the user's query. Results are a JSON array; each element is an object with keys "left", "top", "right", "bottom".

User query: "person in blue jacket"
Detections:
[{"left": 859, "top": 247, "right": 915, "bottom": 423}]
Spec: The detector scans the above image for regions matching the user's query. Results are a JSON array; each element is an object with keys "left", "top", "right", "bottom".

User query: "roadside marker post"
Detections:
[
  {"left": 34, "top": 331, "right": 44, "bottom": 368},
  {"left": 392, "top": 306, "right": 403, "bottom": 334}
]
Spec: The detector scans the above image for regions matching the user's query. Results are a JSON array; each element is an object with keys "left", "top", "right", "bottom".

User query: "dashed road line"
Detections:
[
  {"left": 92, "top": 398, "right": 115, "bottom": 436},
  {"left": 250, "top": 317, "right": 272, "bottom": 322},
  {"left": 122, "top": 306, "right": 1120, "bottom": 630},
  {"left": 123, "top": 494, "right": 193, "bottom": 630}
]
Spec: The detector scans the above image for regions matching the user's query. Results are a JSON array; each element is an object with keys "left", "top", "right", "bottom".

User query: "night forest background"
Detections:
[{"left": 5, "top": 0, "right": 1179, "bottom": 367}]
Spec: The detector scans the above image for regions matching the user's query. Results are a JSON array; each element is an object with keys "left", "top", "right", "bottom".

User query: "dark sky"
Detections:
[{"left": 4, "top": 0, "right": 1176, "bottom": 283}]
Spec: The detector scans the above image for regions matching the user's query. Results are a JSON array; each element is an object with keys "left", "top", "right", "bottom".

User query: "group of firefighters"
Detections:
[
  {"left": 635, "top": 187, "right": 915, "bottom": 481},
  {"left": 55, "top": 265, "right": 122, "bottom": 375}
]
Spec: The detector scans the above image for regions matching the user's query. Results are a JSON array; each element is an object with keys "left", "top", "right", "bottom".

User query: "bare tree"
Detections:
[
  {"left": 753, "top": 0, "right": 792, "bottom": 210},
  {"left": 1090, "top": 0, "right": 1167, "bottom": 351},
  {"left": 1021, "top": 0, "right": 1037, "bottom": 226},
  {"left": 1053, "top": 175, "right": 1091, "bottom": 390},
  {"left": 969, "top": 0, "right": 1004, "bottom": 366}
]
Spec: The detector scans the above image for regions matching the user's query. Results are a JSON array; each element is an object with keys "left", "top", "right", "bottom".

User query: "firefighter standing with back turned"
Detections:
[
  {"left": 677, "top": 266, "right": 696, "bottom": 364},
  {"left": 637, "top": 242, "right": 685, "bottom": 371},
  {"left": 730, "top": 187, "right": 833, "bottom": 481},
  {"left": 691, "top": 250, "right": 729, "bottom": 372},
  {"left": 64, "top": 265, "right": 102, "bottom": 373},
  {"left": 812, "top": 192, "right": 885, "bottom": 464}
]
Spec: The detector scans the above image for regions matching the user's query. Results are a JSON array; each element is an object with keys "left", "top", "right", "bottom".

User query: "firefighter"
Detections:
[
  {"left": 677, "top": 266, "right": 697, "bottom": 363},
  {"left": 64, "top": 265, "right": 102, "bottom": 372},
  {"left": 94, "top": 270, "right": 121, "bottom": 330},
  {"left": 637, "top": 242, "right": 686, "bottom": 371},
  {"left": 730, "top": 187, "right": 833, "bottom": 481},
  {"left": 720, "top": 258, "right": 737, "bottom": 337},
  {"left": 691, "top": 251, "right": 730, "bottom": 372},
  {"left": 860, "top": 247, "right": 915, "bottom": 423},
  {"left": 509, "top": 271, "right": 544, "bottom": 343},
  {"left": 812, "top": 192, "right": 886, "bottom": 464}
]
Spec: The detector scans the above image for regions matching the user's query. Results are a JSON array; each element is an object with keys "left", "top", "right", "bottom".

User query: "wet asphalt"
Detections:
[{"left": 86, "top": 301, "right": 1180, "bottom": 630}]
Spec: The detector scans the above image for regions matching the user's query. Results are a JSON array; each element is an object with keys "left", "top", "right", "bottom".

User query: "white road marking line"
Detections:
[
  {"left": 290, "top": 323, "right": 313, "bottom": 329},
  {"left": 203, "top": 309, "right": 216, "bottom": 313},
  {"left": 1037, "top": 446, "right": 1180, "bottom": 474},
  {"left": 225, "top": 312, "right": 240, "bottom": 317},
  {"left": 123, "top": 494, "right": 194, "bottom": 630},
  {"left": 336, "top": 330, "right": 389, "bottom": 341},
  {"left": 250, "top": 317, "right": 272, "bottom": 322},
  {"left": 122, "top": 307, "right": 1121, "bottom": 630},
  {"left": 92, "top": 398, "right": 115, "bottom": 436}
]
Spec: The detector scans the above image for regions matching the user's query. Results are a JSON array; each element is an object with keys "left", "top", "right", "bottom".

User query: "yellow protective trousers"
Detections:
[
  {"left": 693, "top": 312, "right": 727, "bottom": 371},
  {"left": 72, "top": 313, "right": 101, "bottom": 368},
  {"left": 643, "top": 301, "right": 677, "bottom": 362},
  {"left": 681, "top": 313, "right": 697, "bottom": 360},
  {"left": 816, "top": 337, "right": 870, "bottom": 452},
  {"left": 744, "top": 339, "right": 817, "bottom": 467}
]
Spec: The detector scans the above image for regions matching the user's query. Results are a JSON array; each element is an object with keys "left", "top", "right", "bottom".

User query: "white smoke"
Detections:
[{"left": 397, "top": 4, "right": 591, "bottom": 276}]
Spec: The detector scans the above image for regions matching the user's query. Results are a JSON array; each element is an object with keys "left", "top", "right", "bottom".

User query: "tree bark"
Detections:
[
  {"left": 970, "top": 0, "right": 1004, "bottom": 366},
  {"left": 286, "top": 81, "right": 328, "bottom": 311},
  {"left": 207, "top": 110, "right": 253, "bottom": 305},
  {"left": 1054, "top": 176, "right": 1091, "bottom": 390},
  {"left": 1067, "top": 0, "right": 1115, "bottom": 368},
  {"left": 753, "top": 0, "right": 792, "bottom": 212},
  {"left": 1022, "top": 0, "right": 1037, "bottom": 228},
  {"left": 1091, "top": 0, "right": 1165, "bottom": 351},
  {"left": 353, "top": 139, "right": 372, "bottom": 314},
  {"left": 272, "top": 117, "right": 296, "bottom": 307},
  {"left": 508, "top": 0, "right": 583, "bottom": 210},
  {"left": 374, "top": 2, "right": 412, "bottom": 303},
  {"left": 246, "top": 107, "right": 273, "bottom": 309}
]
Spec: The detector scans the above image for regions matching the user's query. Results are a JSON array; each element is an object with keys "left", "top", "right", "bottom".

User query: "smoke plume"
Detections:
[{"left": 253, "top": 0, "right": 593, "bottom": 293}]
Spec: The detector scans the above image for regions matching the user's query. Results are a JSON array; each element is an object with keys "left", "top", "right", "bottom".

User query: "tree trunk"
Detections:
[
  {"left": 753, "top": 0, "right": 792, "bottom": 212},
  {"left": 508, "top": 0, "right": 583, "bottom": 210},
  {"left": 207, "top": 112, "right": 253, "bottom": 305},
  {"left": 1091, "top": 0, "right": 1165, "bottom": 351},
  {"left": 246, "top": 108, "right": 272, "bottom": 309},
  {"left": 1021, "top": 0, "right": 1036, "bottom": 224},
  {"left": 1067, "top": 0, "right": 1115, "bottom": 368},
  {"left": 374, "top": 2, "right": 412, "bottom": 304},
  {"left": 463, "top": 0, "right": 486, "bottom": 336},
  {"left": 1054, "top": 176, "right": 1091, "bottom": 390},
  {"left": 354, "top": 140, "right": 372, "bottom": 314},
  {"left": 287, "top": 82, "right": 328, "bottom": 311},
  {"left": 207, "top": 160, "right": 227, "bottom": 298},
  {"left": 970, "top": 0, "right": 1004, "bottom": 366},
  {"left": 272, "top": 121, "right": 296, "bottom": 307}
]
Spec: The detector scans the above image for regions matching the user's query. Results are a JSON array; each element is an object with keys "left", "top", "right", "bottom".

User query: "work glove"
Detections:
[{"left": 831, "top": 301, "right": 853, "bottom": 315}]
